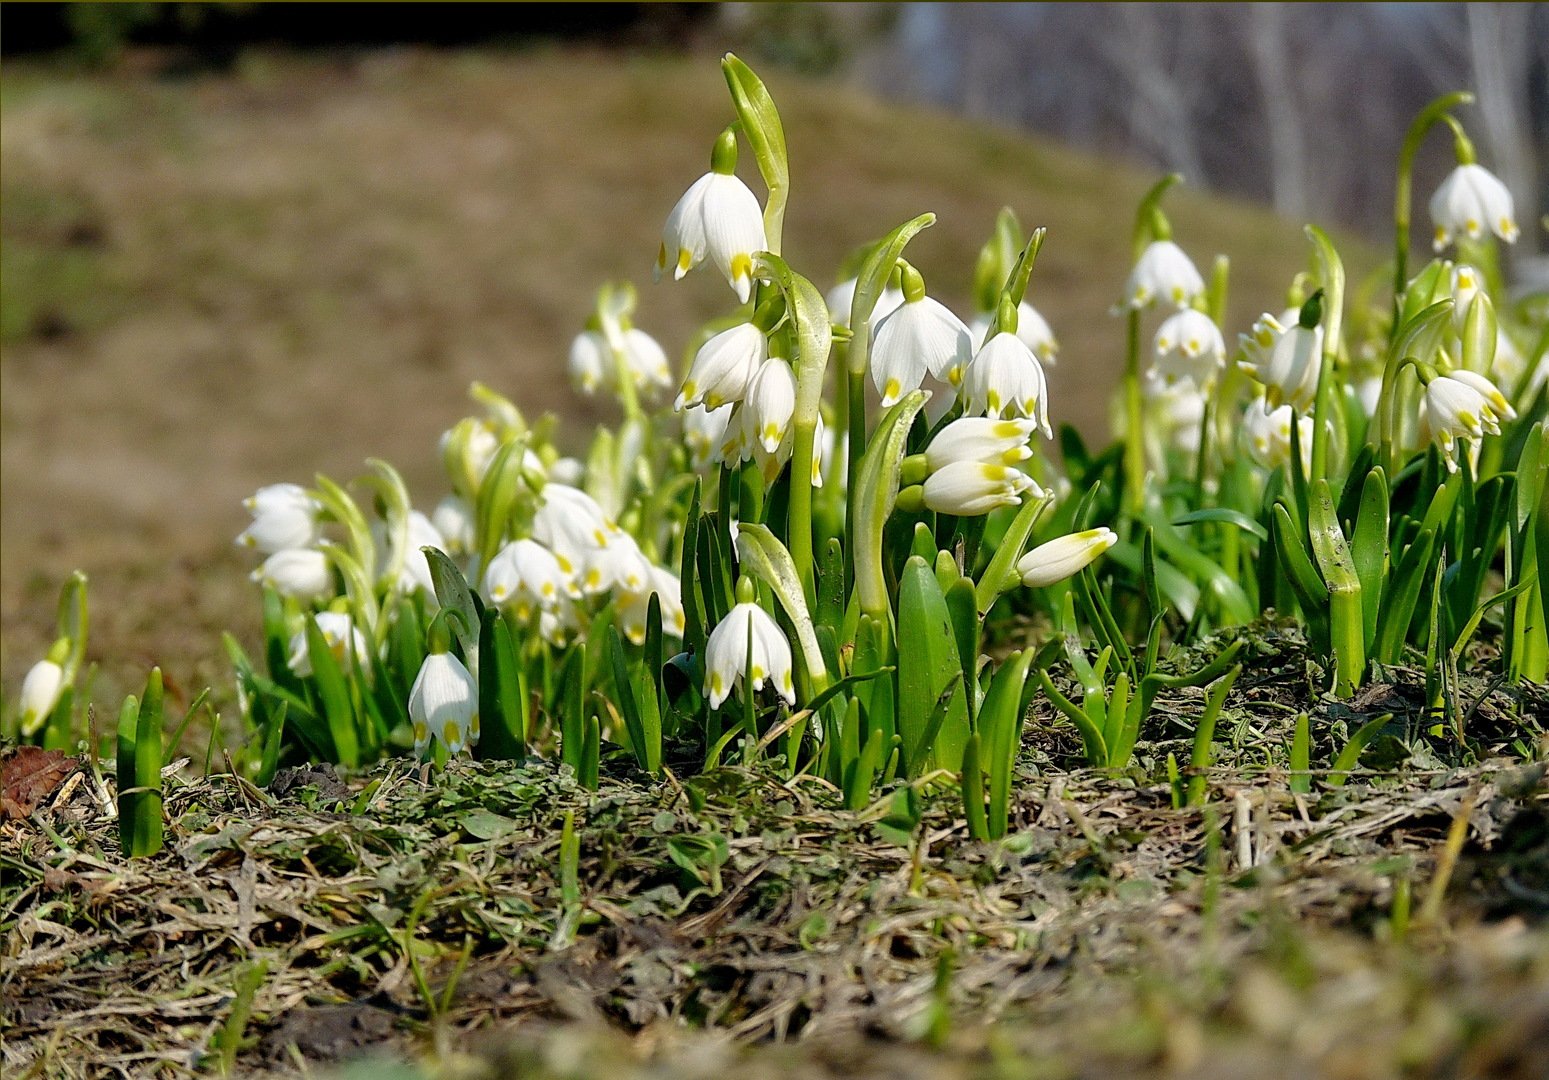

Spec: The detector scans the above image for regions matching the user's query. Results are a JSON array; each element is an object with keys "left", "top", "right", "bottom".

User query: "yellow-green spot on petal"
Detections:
[
  {"left": 413, "top": 722, "right": 428, "bottom": 744},
  {"left": 730, "top": 252, "right": 752, "bottom": 281},
  {"left": 677, "top": 247, "right": 694, "bottom": 273},
  {"left": 883, "top": 377, "right": 902, "bottom": 401}
]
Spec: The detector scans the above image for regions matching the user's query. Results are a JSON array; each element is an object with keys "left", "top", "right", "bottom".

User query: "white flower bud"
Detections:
[
  {"left": 921, "top": 461, "right": 1039, "bottom": 516},
  {"left": 18, "top": 658, "right": 65, "bottom": 736},
  {"left": 703, "top": 601, "right": 795, "bottom": 710},
  {"left": 923, "top": 417, "right": 1036, "bottom": 471},
  {"left": 253, "top": 548, "right": 333, "bottom": 602},
  {"left": 1017, "top": 528, "right": 1118, "bottom": 588},
  {"left": 1430, "top": 163, "right": 1519, "bottom": 252}
]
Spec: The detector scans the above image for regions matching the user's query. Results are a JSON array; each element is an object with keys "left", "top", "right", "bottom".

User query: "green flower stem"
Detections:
[
  {"left": 1122, "top": 307, "right": 1146, "bottom": 514},
  {"left": 1307, "top": 227, "right": 1345, "bottom": 484},
  {"left": 845, "top": 365, "right": 867, "bottom": 592},
  {"left": 1392, "top": 91, "right": 1474, "bottom": 328}
]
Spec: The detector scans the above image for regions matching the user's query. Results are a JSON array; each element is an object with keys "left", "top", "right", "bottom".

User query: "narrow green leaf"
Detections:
[
  {"left": 1170, "top": 508, "right": 1268, "bottom": 542},
  {"left": 896, "top": 556, "right": 968, "bottom": 772}
]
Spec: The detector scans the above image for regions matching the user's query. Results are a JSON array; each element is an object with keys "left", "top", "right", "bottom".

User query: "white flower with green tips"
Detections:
[
  {"left": 237, "top": 483, "right": 321, "bottom": 554},
  {"left": 703, "top": 601, "right": 795, "bottom": 710},
  {"left": 656, "top": 131, "right": 767, "bottom": 303},
  {"left": 1238, "top": 312, "right": 1323, "bottom": 412},
  {"left": 1419, "top": 370, "right": 1514, "bottom": 473},
  {"left": 1152, "top": 308, "right": 1225, "bottom": 388},
  {"left": 408, "top": 650, "right": 479, "bottom": 757},
  {"left": 1123, "top": 240, "right": 1203, "bottom": 310},
  {"left": 252, "top": 548, "right": 333, "bottom": 602},
  {"left": 1017, "top": 528, "right": 1118, "bottom": 587},
  {"left": 286, "top": 611, "right": 368, "bottom": 678},
  {"left": 483, "top": 539, "right": 568, "bottom": 620},
  {"left": 676, "top": 322, "right": 766, "bottom": 411},
  {"left": 921, "top": 461, "right": 1040, "bottom": 516},
  {"left": 923, "top": 417, "right": 1036, "bottom": 471},
  {"left": 969, "top": 301, "right": 1058, "bottom": 366},
  {"left": 962, "top": 331, "right": 1052, "bottom": 433},
  {"left": 17, "top": 655, "right": 66, "bottom": 737},
  {"left": 870, "top": 268, "right": 974, "bottom": 402},
  {"left": 1430, "top": 163, "right": 1519, "bottom": 252}
]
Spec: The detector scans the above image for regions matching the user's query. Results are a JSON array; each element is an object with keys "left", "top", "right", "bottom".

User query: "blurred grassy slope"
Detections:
[{"left": 0, "top": 48, "right": 1369, "bottom": 700}]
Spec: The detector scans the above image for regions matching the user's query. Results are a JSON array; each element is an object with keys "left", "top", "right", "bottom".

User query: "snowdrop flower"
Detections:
[
  {"left": 920, "top": 460, "right": 1040, "bottom": 516},
  {"left": 570, "top": 327, "right": 672, "bottom": 398},
  {"left": 969, "top": 302, "right": 1059, "bottom": 365},
  {"left": 568, "top": 330, "right": 610, "bottom": 395},
  {"left": 962, "top": 331, "right": 1052, "bottom": 434},
  {"left": 618, "top": 565, "right": 687, "bottom": 645},
  {"left": 1239, "top": 312, "right": 1323, "bottom": 412},
  {"left": 408, "top": 650, "right": 479, "bottom": 757},
  {"left": 1450, "top": 264, "right": 1484, "bottom": 334},
  {"left": 1419, "top": 370, "right": 1514, "bottom": 473},
  {"left": 253, "top": 548, "right": 333, "bottom": 602},
  {"left": 656, "top": 133, "right": 768, "bottom": 302},
  {"left": 739, "top": 355, "right": 797, "bottom": 455},
  {"left": 237, "top": 483, "right": 321, "bottom": 554},
  {"left": 1017, "top": 528, "right": 1118, "bottom": 588},
  {"left": 1152, "top": 308, "right": 1226, "bottom": 388},
  {"left": 583, "top": 532, "right": 654, "bottom": 595},
  {"left": 703, "top": 601, "right": 795, "bottom": 710},
  {"left": 17, "top": 655, "right": 65, "bottom": 736},
  {"left": 683, "top": 403, "right": 734, "bottom": 471},
  {"left": 286, "top": 611, "right": 368, "bottom": 678},
  {"left": 825, "top": 277, "right": 903, "bottom": 330},
  {"left": 1242, "top": 398, "right": 1314, "bottom": 473},
  {"left": 1430, "top": 163, "right": 1519, "bottom": 252},
  {"left": 1142, "top": 372, "right": 1207, "bottom": 459},
  {"left": 533, "top": 483, "right": 617, "bottom": 582},
  {"left": 430, "top": 495, "right": 476, "bottom": 559},
  {"left": 483, "top": 539, "right": 568, "bottom": 620},
  {"left": 398, "top": 511, "right": 446, "bottom": 597},
  {"left": 676, "top": 322, "right": 766, "bottom": 411},
  {"left": 922, "top": 417, "right": 1036, "bottom": 471},
  {"left": 1123, "top": 240, "right": 1204, "bottom": 310},
  {"left": 870, "top": 268, "right": 975, "bottom": 402}
]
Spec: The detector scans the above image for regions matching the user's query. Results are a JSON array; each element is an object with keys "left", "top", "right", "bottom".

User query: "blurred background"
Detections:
[{"left": 3, "top": 2, "right": 1545, "bottom": 704}]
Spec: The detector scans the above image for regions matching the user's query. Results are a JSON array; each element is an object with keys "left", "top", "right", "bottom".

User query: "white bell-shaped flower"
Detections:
[
  {"left": 568, "top": 330, "right": 610, "bottom": 396},
  {"left": 1143, "top": 371, "right": 1208, "bottom": 458},
  {"left": 969, "top": 301, "right": 1058, "bottom": 365},
  {"left": 682, "top": 403, "right": 734, "bottom": 472},
  {"left": 408, "top": 650, "right": 479, "bottom": 757},
  {"left": 657, "top": 172, "right": 767, "bottom": 303},
  {"left": 286, "top": 611, "right": 369, "bottom": 678},
  {"left": 921, "top": 460, "right": 1040, "bottom": 516},
  {"left": 1152, "top": 308, "right": 1226, "bottom": 388},
  {"left": 253, "top": 548, "right": 333, "bottom": 602},
  {"left": 739, "top": 355, "right": 797, "bottom": 455},
  {"left": 871, "top": 294, "right": 975, "bottom": 403},
  {"left": 962, "top": 332, "right": 1052, "bottom": 434},
  {"left": 398, "top": 511, "right": 447, "bottom": 597},
  {"left": 923, "top": 417, "right": 1036, "bottom": 471},
  {"left": 18, "top": 658, "right": 65, "bottom": 736},
  {"left": 1017, "top": 528, "right": 1119, "bottom": 588},
  {"left": 825, "top": 278, "right": 903, "bottom": 330},
  {"left": 1123, "top": 240, "right": 1204, "bottom": 310},
  {"left": 582, "top": 531, "right": 654, "bottom": 596},
  {"left": 703, "top": 601, "right": 795, "bottom": 710},
  {"left": 1242, "top": 398, "right": 1314, "bottom": 473},
  {"left": 533, "top": 484, "right": 616, "bottom": 585},
  {"left": 237, "top": 483, "right": 321, "bottom": 554},
  {"left": 1430, "top": 163, "right": 1519, "bottom": 252},
  {"left": 618, "top": 565, "right": 687, "bottom": 645},
  {"left": 676, "top": 322, "right": 767, "bottom": 411},
  {"left": 1450, "top": 264, "right": 1484, "bottom": 334},
  {"left": 1419, "top": 370, "right": 1514, "bottom": 473},
  {"left": 483, "top": 539, "right": 568, "bottom": 620},
  {"left": 1239, "top": 312, "right": 1323, "bottom": 412},
  {"left": 430, "top": 495, "right": 476, "bottom": 559}
]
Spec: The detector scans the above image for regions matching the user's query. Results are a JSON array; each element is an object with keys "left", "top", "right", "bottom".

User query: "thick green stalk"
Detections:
[
  {"left": 1392, "top": 91, "right": 1473, "bottom": 329},
  {"left": 1306, "top": 227, "right": 1345, "bottom": 484},
  {"left": 1122, "top": 308, "right": 1146, "bottom": 513}
]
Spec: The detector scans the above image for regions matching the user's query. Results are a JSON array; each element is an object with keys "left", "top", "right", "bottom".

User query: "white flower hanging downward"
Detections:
[
  {"left": 1418, "top": 369, "right": 1515, "bottom": 473},
  {"left": 869, "top": 263, "right": 974, "bottom": 402},
  {"left": 676, "top": 321, "right": 767, "bottom": 411},
  {"left": 657, "top": 127, "right": 768, "bottom": 303},
  {"left": 1238, "top": 300, "right": 1324, "bottom": 412},
  {"left": 703, "top": 595, "right": 795, "bottom": 710},
  {"left": 1152, "top": 308, "right": 1226, "bottom": 388},
  {"left": 237, "top": 483, "right": 321, "bottom": 554},
  {"left": 962, "top": 323, "right": 1052, "bottom": 434},
  {"left": 408, "top": 621, "right": 479, "bottom": 757},
  {"left": 1123, "top": 240, "right": 1204, "bottom": 310},
  {"left": 1430, "top": 163, "right": 1519, "bottom": 252},
  {"left": 17, "top": 643, "right": 68, "bottom": 737}
]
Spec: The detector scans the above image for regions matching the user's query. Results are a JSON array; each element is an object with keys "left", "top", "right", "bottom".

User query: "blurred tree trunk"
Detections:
[
  {"left": 1245, "top": 4, "right": 1310, "bottom": 221},
  {"left": 1100, "top": 4, "right": 1206, "bottom": 183},
  {"left": 1466, "top": 3, "right": 1539, "bottom": 255}
]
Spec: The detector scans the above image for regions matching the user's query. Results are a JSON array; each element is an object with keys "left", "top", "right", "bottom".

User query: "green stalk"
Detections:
[
  {"left": 1306, "top": 226, "right": 1345, "bottom": 485},
  {"left": 1122, "top": 308, "right": 1146, "bottom": 513},
  {"left": 1392, "top": 91, "right": 1474, "bottom": 329}
]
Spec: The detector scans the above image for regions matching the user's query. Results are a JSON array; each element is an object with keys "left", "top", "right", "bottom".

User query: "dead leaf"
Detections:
[{"left": 1, "top": 746, "right": 80, "bottom": 821}]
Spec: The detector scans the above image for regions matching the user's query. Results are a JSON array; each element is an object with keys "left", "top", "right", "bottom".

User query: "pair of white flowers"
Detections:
[
  {"left": 240, "top": 484, "right": 334, "bottom": 603},
  {"left": 1418, "top": 369, "right": 1516, "bottom": 473},
  {"left": 907, "top": 417, "right": 1043, "bottom": 516}
]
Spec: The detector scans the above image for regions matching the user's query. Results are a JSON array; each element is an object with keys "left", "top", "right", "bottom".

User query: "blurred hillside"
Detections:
[{"left": 0, "top": 48, "right": 1357, "bottom": 702}]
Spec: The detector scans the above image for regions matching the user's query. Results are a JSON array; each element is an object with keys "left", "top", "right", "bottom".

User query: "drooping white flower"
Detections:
[
  {"left": 1430, "top": 163, "right": 1519, "bottom": 252},
  {"left": 398, "top": 511, "right": 447, "bottom": 597},
  {"left": 482, "top": 539, "right": 568, "bottom": 620},
  {"left": 871, "top": 294, "right": 975, "bottom": 402},
  {"left": 703, "top": 601, "right": 795, "bottom": 710},
  {"left": 1017, "top": 528, "right": 1118, "bottom": 588},
  {"left": 430, "top": 495, "right": 476, "bottom": 559},
  {"left": 568, "top": 330, "right": 610, "bottom": 396},
  {"left": 921, "top": 461, "right": 1040, "bottom": 516},
  {"left": 18, "top": 658, "right": 65, "bottom": 736},
  {"left": 923, "top": 417, "right": 1036, "bottom": 471},
  {"left": 1152, "top": 308, "right": 1226, "bottom": 388},
  {"left": 1241, "top": 398, "right": 1314, "bottom": 473},
  {"left": 1450, "top": 264, "right": 1484, "bottom": 334},
  {"left": 253, "top": 548, "right": 333, "bottom": 602},
  {"left": 682, "top": 403, "right": 734, "bottom": 471},
  {"left": 237, "top": 483, "right": 321, "bottom": 554},
  {"left": 1419, "top": 370, "right": 1514, "bottom": 473},
  {"left": 533, "top": 483, "right": 617, "bottom": 583},
  {"left": 408, "top": 651, "right": 479, "bottom": 756},
  {"left": 825, "top": 278, "right": 903, "bottom": 330},
  {"left": 1123, "top": 240, "right": 1204, "bottom": 310},
  {"left": 1238, "top": 312, "right": 1323, "bottom": 412},
  {"left": 969, "top": 301, "right": 1059, "bottom": 365},
  {"left": 582, "top": 531, "right": 655, "bottom": 596},
  {"left": 618, "top": 565, "right": 687, "bottom": 645},
  {"left": 286, "top": 611, "right": 369, "bottom": 678},
  {"left": 676, "top": 322, "right": 767, "bottom": 411},
  {"left": 739, "top": 355, "right": 797, "bottom": 455},
  {"left": 961, "top": 332, "right": 1052, "bottom": 434},
  {"left": 656, "top": 172, "right": 767, "bottom": 302},
  {"left": 570, "top": 327, "right": 672, "bottom": 398}
]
